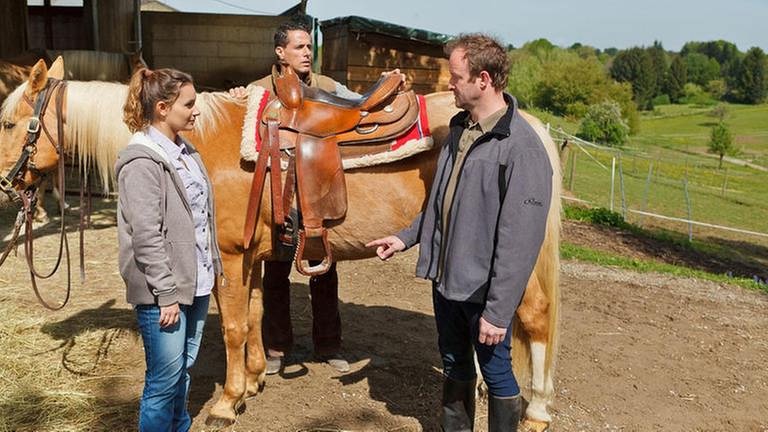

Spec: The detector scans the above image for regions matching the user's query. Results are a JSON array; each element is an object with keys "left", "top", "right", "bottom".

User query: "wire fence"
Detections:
[{"left": 549, "top": 127, "right": 768, "bottom": 243}]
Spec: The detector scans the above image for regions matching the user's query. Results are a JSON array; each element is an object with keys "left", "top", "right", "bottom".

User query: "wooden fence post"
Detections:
[{"left": 568, "top": 149, "right": 577, "bottom": 191}]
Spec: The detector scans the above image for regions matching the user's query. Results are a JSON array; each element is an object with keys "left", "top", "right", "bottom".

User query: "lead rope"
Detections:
[{"left": 24, "top": 81, "right": 72, "bottom": 310}]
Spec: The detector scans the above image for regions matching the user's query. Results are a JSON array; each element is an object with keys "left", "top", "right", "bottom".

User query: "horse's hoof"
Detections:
[
  {"left": 205, "top": 415, "right": 235, "bottom": 428},
  {"left": 521, "top": 419, "right": 549, "bottom": 432}
]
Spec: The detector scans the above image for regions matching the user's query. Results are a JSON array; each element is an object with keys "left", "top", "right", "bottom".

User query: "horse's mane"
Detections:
[
  {"left": 0, "top": 82, "right": 26, "bottom": 122},
  {"left": 1, "top": 81, "right": 240, "bottom": 193}
]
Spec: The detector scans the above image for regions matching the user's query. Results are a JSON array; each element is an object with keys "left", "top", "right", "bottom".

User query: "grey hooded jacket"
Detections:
[
  {"left": 115, "top": 131, "right": 223, "bottom": 307},
  {"left": 396, "top": 94, "right": 552, "bottom": 329}
]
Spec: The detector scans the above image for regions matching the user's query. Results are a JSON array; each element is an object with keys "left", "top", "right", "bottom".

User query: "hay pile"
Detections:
[
  {"left": 0, "top": 297, "right": 142, "bottom": 431},
  {"left": 0, "top": 198, "right": 144, "bottom": 432}
]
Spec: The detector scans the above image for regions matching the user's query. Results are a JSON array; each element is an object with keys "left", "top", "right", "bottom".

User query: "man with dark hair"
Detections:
[
  {"left": 230, "top": 20, "right": 359, "bottom": 375},
  {"left": 234, "top": 20, "right": 359, "bottom": 98},
  {"left": 367, "top": 33, "right": 553, "bottom": 431}
]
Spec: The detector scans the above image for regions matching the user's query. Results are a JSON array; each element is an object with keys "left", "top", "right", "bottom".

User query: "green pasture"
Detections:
[
  {"left": 634, "top": 103, "right": 768, "bottom": 165},
  {"left": 546, "top": 103, "right": 768, "bottom": 242}
]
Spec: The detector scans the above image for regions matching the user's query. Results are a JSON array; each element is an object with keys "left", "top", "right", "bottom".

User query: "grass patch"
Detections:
[
  {"left": 561, "top": 242, "right": 767, "bottom": 293},
  {"left": 562, "top": 205, "right": 747, "bottom": 258},
  {"left": 563, "top": 205, "right": 763, "bottom": 268},
  {"left": 562, "top": 140, "right": 768, "bottom": 235},
  {"left": 563, "top": 206, "right": 630, "bottom": 229}
]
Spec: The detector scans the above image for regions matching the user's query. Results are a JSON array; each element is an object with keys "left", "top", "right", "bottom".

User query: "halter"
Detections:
[
  {"left": 0, "top": 78, "right": 67, "bottom": 201},
  {"left": 0, "top": 77, "right": 75, "bottom": 310}
]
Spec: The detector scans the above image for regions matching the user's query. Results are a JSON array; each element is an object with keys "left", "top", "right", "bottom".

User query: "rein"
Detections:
[{"left": 0, "top": 78, "right": 85, "bottom": 310}]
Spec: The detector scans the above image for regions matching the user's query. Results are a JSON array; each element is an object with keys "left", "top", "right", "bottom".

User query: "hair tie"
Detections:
[{"left": 142, "top": 68, "right": 154, "bottom": 79}]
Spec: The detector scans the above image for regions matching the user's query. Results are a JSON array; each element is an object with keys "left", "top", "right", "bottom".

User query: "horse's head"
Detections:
[{"left": 0, "top": 56, "right": 66, "bottom": 206}]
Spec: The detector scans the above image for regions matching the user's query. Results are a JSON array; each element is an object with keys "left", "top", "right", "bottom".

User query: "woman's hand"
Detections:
[{"left": 159, "top": 303, "right": 180, "bottom": 328}]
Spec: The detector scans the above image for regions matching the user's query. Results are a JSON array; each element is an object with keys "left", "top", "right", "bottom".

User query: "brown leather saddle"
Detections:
[{"left": 243, "top": 66, "right": 420, "bottom": 276}]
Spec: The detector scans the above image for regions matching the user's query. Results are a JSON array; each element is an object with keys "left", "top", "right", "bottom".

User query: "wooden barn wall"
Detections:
[
  {"left": 22, "top": 0, "right": 134, "bottom": 53},
  {"left": 322, "top": 27, "right": 449, "bottom": 95},
  {"left": 141, "top": 12, "right": 287, "bottom": 90},
  {"left": 85, "top": 0, "right": 135, "bottom": 52},
  {"left": 0, "top": 0, "right": 29, "bottom": 58},
  {"left": 27, "top": 6, "right": 89, "bottom": 50}
]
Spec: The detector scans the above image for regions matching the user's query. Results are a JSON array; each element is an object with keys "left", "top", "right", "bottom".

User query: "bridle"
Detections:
[
  {"left": 0, "top": 77, "right": 76, "bottom": 310},
  {"left": 0, "top": 78, "right": 66, "bottom": 201}
]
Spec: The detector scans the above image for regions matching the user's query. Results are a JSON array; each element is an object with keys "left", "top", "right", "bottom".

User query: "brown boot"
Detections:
[
  {"left": 440, "top": 376, "right": 476, "bottom": 431},
  {"left": 487, "top": 394, "right": 522, "bottom": 432}
]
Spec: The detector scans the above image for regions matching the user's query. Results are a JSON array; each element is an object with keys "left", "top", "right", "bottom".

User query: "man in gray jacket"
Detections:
[{"left": 367, "top": 34, "right": 552, "bottom": 432}]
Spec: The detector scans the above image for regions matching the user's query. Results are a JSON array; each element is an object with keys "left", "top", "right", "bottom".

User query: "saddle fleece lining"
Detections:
[{"left": 239, "top": 84, "right": 433, "bottom": 170}]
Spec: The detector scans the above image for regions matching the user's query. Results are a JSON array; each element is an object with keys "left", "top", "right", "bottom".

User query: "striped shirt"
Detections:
[{"left": 148, "top": 126, "right": 214, "bottom": 297}]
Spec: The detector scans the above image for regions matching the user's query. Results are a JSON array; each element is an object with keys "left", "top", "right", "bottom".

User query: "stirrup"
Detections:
[{"left": 294, "top": 228, "right": 333, "bottom": 276}]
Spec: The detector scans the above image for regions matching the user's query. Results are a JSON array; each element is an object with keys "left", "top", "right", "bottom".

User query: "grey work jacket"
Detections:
[{"left": 397, "top": 94, "right": 553, "bottom": 328}]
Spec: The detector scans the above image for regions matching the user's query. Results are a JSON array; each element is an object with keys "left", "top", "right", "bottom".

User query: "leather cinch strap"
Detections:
[{"left": 243, "top": 120, "right": 284, "bottom": 248}]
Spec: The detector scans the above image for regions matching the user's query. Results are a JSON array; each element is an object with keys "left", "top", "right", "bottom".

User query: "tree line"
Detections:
[{"left": 507, "top": 38, "right": 767, "bottom": 146}]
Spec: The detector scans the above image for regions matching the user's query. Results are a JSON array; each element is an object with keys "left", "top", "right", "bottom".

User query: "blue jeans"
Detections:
[
  {"left": 433, "top": 287, "right": 519, "bottom": 397},
  {"left": 135, "top": 295, "right": 210, "bottom": 432}
]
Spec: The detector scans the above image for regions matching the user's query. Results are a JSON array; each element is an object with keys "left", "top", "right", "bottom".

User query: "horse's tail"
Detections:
[{"left": 511, "top": 111, "right": 561, "bottom": 401}]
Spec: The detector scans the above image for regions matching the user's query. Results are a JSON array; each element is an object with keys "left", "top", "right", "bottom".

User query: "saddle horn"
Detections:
[{"left": 274, "top": 65, "right": 303, "bottom": 110}]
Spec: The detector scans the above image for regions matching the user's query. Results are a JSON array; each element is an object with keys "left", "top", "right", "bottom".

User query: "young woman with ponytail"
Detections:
[{"left": 116, "top": 68, "right": 222, "bottom": 432}]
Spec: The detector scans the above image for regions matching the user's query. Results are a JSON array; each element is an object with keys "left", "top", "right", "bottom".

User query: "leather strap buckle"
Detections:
[{"left": 27, "top": 117, "right": 41, "bottom": 134}]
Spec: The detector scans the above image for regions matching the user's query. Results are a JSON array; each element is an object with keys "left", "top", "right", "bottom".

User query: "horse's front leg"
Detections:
[
  {"left": 517, "top": 276, "right": 553, "bottom": 432},
  {"left": 245, "top": 260, "right": 266, "bottom": 397},
  {"left": 33, "top": 177, "right": 50, "bottom": 223},
  {"left": 206, "top": 251, "right": 251, "bottom": 427}
]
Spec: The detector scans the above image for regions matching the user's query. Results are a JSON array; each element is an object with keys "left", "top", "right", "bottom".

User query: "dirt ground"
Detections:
[{"left": 1, "top": 200, "right": 767, "bottom": 431}]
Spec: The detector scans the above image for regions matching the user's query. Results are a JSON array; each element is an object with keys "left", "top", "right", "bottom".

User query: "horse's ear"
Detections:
[
  {"left": 25, "top": 59, "right": 49, "bottom": 96},
  {"left": 48, "top": 56, "right": 65, "bottom": 80}
]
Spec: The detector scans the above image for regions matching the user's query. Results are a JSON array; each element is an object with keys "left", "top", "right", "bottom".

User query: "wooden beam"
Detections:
[{"left": 44, "top": 0, "right": 54, "bottom": 49}]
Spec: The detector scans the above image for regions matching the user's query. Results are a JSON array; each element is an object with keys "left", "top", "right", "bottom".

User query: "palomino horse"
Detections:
[{"left": 0, "top": 59, "right": 561, "bottom": 431}]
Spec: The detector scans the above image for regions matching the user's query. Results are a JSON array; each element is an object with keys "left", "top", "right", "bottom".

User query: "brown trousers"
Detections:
[{"left": 262, "top": 260, "right": 342, "bottom": 356}]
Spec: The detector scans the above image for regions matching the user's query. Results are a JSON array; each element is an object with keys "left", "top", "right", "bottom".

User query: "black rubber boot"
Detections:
[
  {"left": 440, "top": 376, "right": 476, "bottom": 432},
  {"left": 487, "top": 394, "right": 522, "bottom": 432}
]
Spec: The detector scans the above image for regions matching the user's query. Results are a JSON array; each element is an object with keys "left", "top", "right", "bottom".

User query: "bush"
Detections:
[
  {"left": 565, "top": 101, "right": 588, "bottom": 118},
  {"left": 564, "top": 206, "right": 629, "bottom": 228},
  {"left": 576, "top": 101, "right": 630, "bottom": 146},
  {"left": 652, "top": 94, "right": 671, "bottom": 106},
  {"left": 706, "top": 79, "right": 727, "bottom": 100},
  {"left": 534, "top": 50, "right": 636, "bottom": 122},
  {"left": 507, "top": 51, "right": 544, "bottom": 108},
  {"left": 680, "top": 83, "right": 716, "bottom": 105},
  {"left": 709, "top": 122, "right": 734, "bottom": 168}
]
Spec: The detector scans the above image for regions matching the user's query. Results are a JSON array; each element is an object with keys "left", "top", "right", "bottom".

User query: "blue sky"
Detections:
[{"left": 160, "top": 0, "right": 768, "bottom": 51}]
